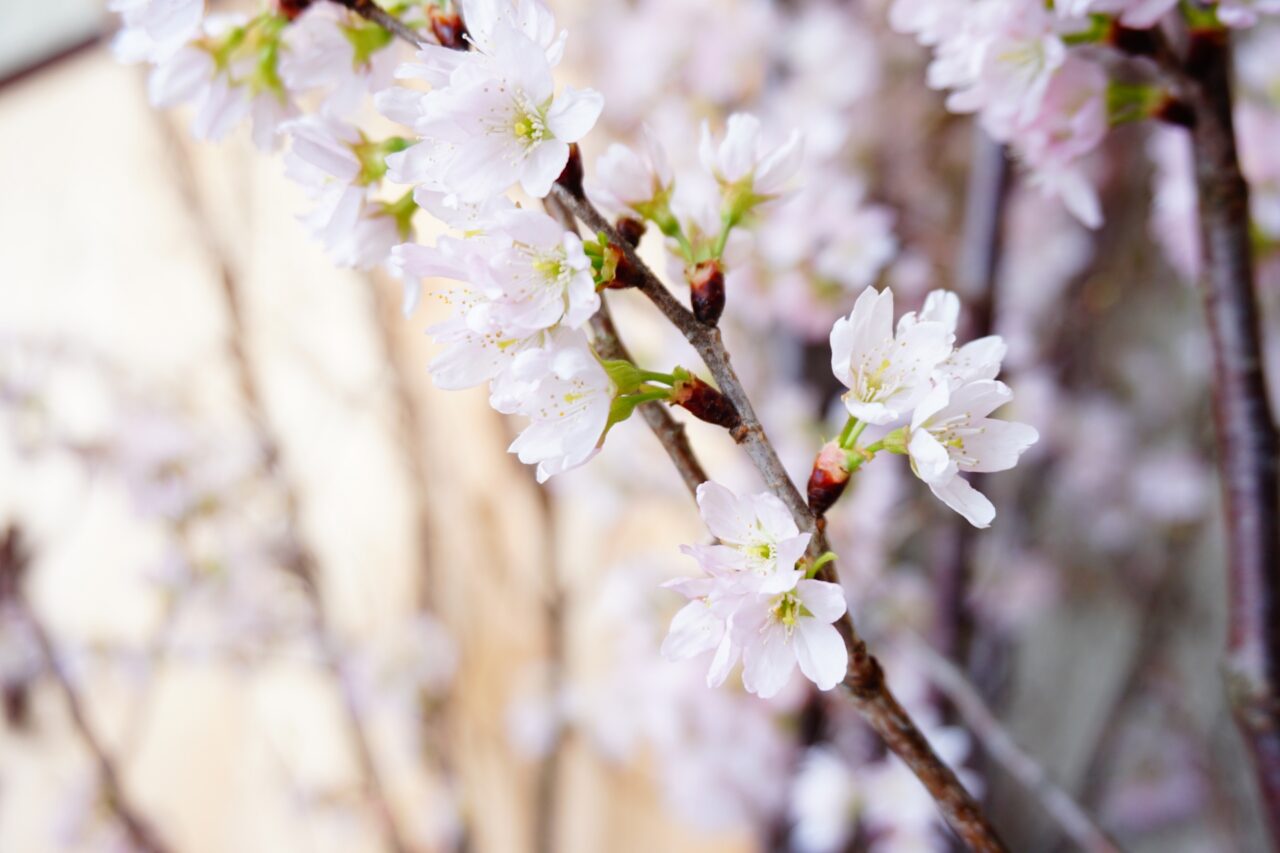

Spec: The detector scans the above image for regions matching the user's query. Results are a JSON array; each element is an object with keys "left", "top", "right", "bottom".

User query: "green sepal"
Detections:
[
  {"left": 1107, "top": 81, "right": 1163, "bottom": 125},
  {"left": 880, "top": 427, "right": 909, "bottom": 455},
  {"left": 602, "top": 360, "right": 645, "bottom": 395}
]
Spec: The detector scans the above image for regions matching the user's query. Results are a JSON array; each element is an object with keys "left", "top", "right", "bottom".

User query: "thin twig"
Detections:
[
  {"left": 1151, "top": 29, "right": 1280, "bottom": 841},
  {"left": 910, "top": 637, "right": 1122, "bottom": 853},
  {"left": 1, "top": 528, "right": 173, "bottom": 853}
]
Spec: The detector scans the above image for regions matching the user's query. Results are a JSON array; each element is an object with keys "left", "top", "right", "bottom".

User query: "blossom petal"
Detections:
[
  {"left": 794, "top": 621, "right": 848, "bottom": 691},
  {"left": 929, "top": 475, "right": 996, "bottom": 528}
]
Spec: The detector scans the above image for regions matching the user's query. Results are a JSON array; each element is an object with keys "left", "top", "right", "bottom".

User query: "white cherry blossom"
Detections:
[
  {"left": 491, "top": 331, "right": 617, "bottom": 482},
  {"left": 699, "top": 112, "right": 803, "bottom": 201},
  {"left": 733, "top": 579, "right": 848, "bottom": 698},
  {"left": 830, "top": 287, "right": 953, "bottom": 425},
  {"left": 681, "top": 481, "right": 810, "bottom": 594},
  {"left": 906, "top": 380, "right": 1039, "bottom": 527}
]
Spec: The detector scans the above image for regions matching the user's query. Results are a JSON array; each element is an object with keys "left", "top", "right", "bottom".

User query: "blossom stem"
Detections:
[
  {"left": 806, "top": 551, "right": 838, "bottom": 580},
  {"left": 1152, "top": 29, "right": 1280, "bottom": 842},
  {"left": 838, "top": 417, "right": 866, "bottom": 450},
  {"left": 638, "top": 369, "right": 679, "bottom": 386}
]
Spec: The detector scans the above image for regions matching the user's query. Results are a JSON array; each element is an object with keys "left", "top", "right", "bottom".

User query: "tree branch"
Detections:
[
  {"left": 1, "top": 527, "right": 173, "bottom": 853},
  {"left": 1154, "top": 29, "right": 1280, "bottom": 840},
  {"left": 549, "top": 187, "right": 1006, "bottom": 851},
  {"left": 348, "top": 9, "right": 1005, "bottom": 848},
  {"left": 911, "top": 637, "right": 1121, "bottom": 853}
]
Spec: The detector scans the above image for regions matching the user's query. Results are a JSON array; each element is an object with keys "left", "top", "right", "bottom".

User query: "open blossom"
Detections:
[
  {"left": 491, "top": 331, "right": 617, "bottom": 482},
  {"left": 387, "top": 12, "right": 603, "bottom": 201},
  {"left": 732, "top": 579, "right": 848, "bottom": 698},
  {"left": 587, "top": 130, "right": 675, "bottom": 218},
  {"left": 700, "top": 113, "right": 803, "bottom": 202},
  {"left": 110, "top": 0, "right": 204, "bottom": 62},
  {"left": 830, "top": 287, "right": 953, "bottom": 425},
  {"left": 482, "top": 209, "right": 600, "bottom": 333},
  {"left": 283, "top": 116, "right": 412, "bottom": 269},
  {"left": 662, "top": 483, "right": 846, "bottom": 698},
  {"left": 906, "top": 380, "right": 1039, "bottom": 527},
  {"left": 932, "top": 0, "right": 1066, "bottom": 139},
  {"left": 279, "top": 3, "right": 398, "bottom": 117},
  {"left": 681, "top": 482, "right": 810, "bottom": 593},
  {"left": 147, "top": 13, "right": 297, "bottom": 150},
  {"left": 899, "top": 290, "right": 1007, "bottom": 387}
]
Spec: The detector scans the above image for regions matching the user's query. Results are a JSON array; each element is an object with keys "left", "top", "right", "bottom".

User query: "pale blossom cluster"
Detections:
[
  {"left": 830, "top": 287, "right": 1039, "bottom": 527},
  {"left": 661, "top": 483, "right": 848, "bottom": 698}
]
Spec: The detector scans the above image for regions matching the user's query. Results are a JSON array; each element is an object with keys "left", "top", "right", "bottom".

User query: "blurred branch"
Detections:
[
  {"left": 152, "top": 110, "right": 415, "bottom": 853},
  {"left": 1, "top": 527, "right": 173, "bottom": 853},
  {"left": 910, "top": 636, "right": 1122, "bottom": 853},
  {"left": 932, "top": 126, "right": 1011, "bottom": 674},
  {"left": 1150, "top": 28, "right": 1280, "bottom": 840}
]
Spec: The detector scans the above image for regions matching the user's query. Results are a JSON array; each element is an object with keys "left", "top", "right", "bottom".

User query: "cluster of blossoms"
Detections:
[
  {"left": 891, "top": 0, "right": 1278, "bottom": 228},
  {"left": 662, "top": 482, "right": 846, "bottom": 699},
  {"left": 820, "top": 286, "right": 1039, "bottom": 528}
]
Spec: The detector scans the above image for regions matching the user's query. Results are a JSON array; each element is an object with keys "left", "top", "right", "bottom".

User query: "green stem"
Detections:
[
  {"left": 838, "top": 418, "right": 866, "bottom": 450},
  {"left": 806, "top": 551, "right": 838, "bottom": 579},
  {"left": 638, "top": 370, "right": 679, "bottom": 386}
]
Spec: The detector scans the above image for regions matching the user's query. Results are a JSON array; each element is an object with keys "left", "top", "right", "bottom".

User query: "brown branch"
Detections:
[
  {"left": 1152, "top": 29, "right": 1280, "bottom": 841},
  {"left": 152, "top": 111, "right": 415, "bottom": 853},
  {"left": 1, "top": 528, "right": 173, "bottom": 853},
  {"left": 911, "top": 637, "right": 1121, "bottom": 853},
  {"left": 548, "top": 186, "right": 1006, "bottom": 851},
  {"left": 350, "top": 12, "right": 1004, "bottom": 848},
  {"left": 330, "top": 0, "right": 435, "bottom": 49}
]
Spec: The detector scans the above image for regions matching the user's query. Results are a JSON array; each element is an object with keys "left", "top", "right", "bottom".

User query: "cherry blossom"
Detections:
[
  {"left": 491, "top": 331, "right": 618, "bottom": 482},
  {"left": 905, "top": 380, "right": 1039, "bottom": 527},
  {"left": 830, "top": 286, "right": 953, "bottom": 425}
]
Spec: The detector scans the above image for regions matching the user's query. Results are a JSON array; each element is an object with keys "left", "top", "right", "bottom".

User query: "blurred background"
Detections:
[{"left": 2, "top": 0, "right": 1278, "bottom": 851}]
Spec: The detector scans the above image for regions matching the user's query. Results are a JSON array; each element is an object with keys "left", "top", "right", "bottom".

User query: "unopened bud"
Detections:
[
  {"left": 595, "top": 243, "right": 643, "bottom": 290},
  {"left": 616, "top": 217, "right": 646, "bottom": 247},
  {"left": 555, "top": 143, "right": 585, "bottom": 199},
  {"left": 808, "top": 441, "right": 851, "bottom": 518},
  {"left": 429, "top": 6, "right": 468, "bottom": 50},
  {"left": 689, "top": 259, "right": 725, "bottom": 326},
  {"left": 670, "top": 376, "right": 740, "bottom": 431},
  {"left": 1154, "top": 96, "right": 1195, "bottom": 128},
  {"left": 1108, "top": 23, "right": 1156, "bottom": 56},
  {"left": 278, "top": 0, "right": 314, "bottom": 20}
]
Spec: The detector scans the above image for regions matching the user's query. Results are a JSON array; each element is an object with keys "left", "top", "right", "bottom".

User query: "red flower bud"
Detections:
[
  {"left": 689, "top": 258, "right": 725, "bottom": 326},
  {"left": 808, "top": 441, "right": 851, "bottom": 518},
  {"left": 616, "top": 216, "right": 646, "bottom": 247},
  {"left": 670, "top": 376, "right": 740, "bottom": 431},
  {"left": 278, "top": 0, "right": 314, "bottom": 20},
  {"left": 429, "top": 6, "right": 468, "bottom": 50}
]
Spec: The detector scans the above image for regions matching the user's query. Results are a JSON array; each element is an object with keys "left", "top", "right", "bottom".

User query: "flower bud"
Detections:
[
  {"left": 808, "top": 441, "right": 851, "bottom": 518},
  {"left": 689, "top": 258, "right": 725, "bottom": 326},
  {"left": 278, "top": 0, "right": 314, "bottom": 20},
  {"left": 429, "top": 6, "right": 468, "bottom": 50},
  {"left": 1154, "top": 96, "right": 1195, "bottom": 129},
  {"left": 616, "top": 216, "right": 646, "bottom": 247},
  {"left": 670, "top": 376, "right": 740, "bottom": 431},
  {"left": 555, "top": 143, "right": 585, "bottom": 199}
]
